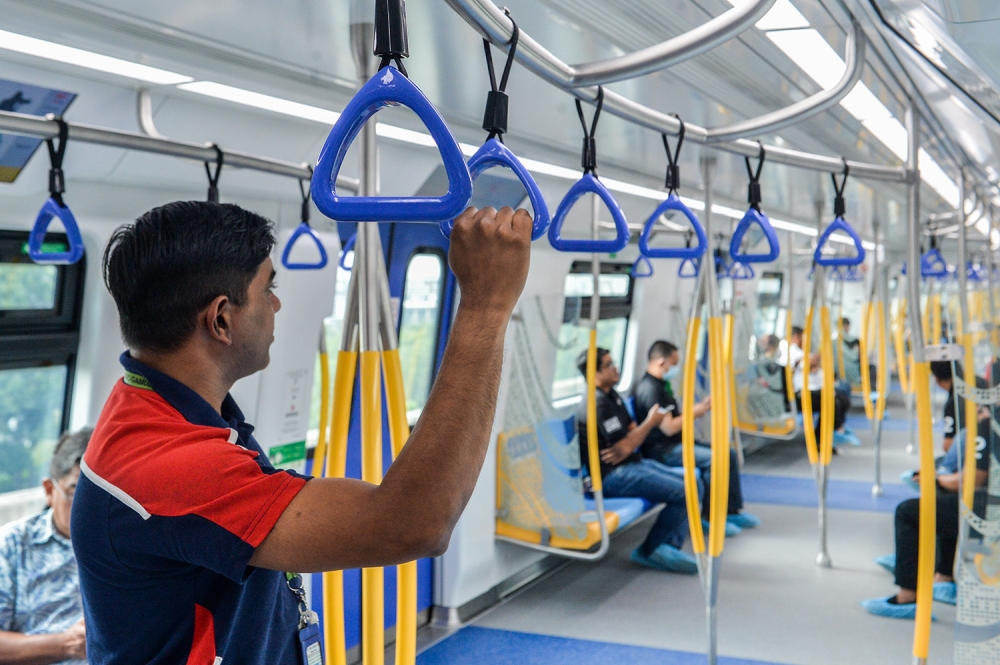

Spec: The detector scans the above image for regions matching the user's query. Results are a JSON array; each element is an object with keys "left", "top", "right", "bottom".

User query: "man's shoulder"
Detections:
[{"left": 0, "top": 510, "right": 49, "bottom": 556}]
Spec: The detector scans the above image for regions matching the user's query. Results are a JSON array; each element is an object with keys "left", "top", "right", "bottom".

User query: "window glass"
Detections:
[
  {"left": 0, "top": 365, "right": 67, "bottom": 492},
  {"left": 563, "top": 273, "right": 630, "bottom": 298},
  {"left": 0, "top": 261, "right": 58, "bottom": 310},
  {"left": 551, "top": 318, "right": 629, "bottom": 402},
  {"left": 398, "top": 253, "right": 444, "bottom": 419}
]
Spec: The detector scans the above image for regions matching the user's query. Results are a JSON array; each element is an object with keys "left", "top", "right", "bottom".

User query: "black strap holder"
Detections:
[
  {"left": 661, "top": 115, "right": 684, "bottom": 194},
  {"left": 745, "top": 142, "right": 765, "bottom": 211},
  {"left": 205, "top": 145, "right": 224, "bottom": 203},
  {"left": 300, "top": 166, "right": 313, "bottom": 225},
  {"left": 575, "top": 87, "right": 604, "bottom": 175},
  {"left": 481, "top": 12, "right": 519, "bottom": 141},
  {"left": 46, "top": 116, "right": 69, "bottom": 206},
  {"left": 831, "top": 158, "right": 849, "bottom": 218},
  {"left": 375, "top": 0, "right": 409, "bottom": 77}
]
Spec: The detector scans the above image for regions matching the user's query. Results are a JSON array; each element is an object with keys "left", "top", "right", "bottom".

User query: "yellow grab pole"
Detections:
[
  {"left": 784, "top": 312, "right": 796, "bottom": 412},
  {"left": 929, "top": 293, "right": 941, "bottom": 345},
  {"left": 874, "top": 301, "right": 889, "bottom": 422},
  {"left": 800, "top": 307, "right": 819, "bottom": 466},
  {"left": 961, "top": 333, "right": 978, "bottom": 509},
  {"left": 911, "top": 361, "right": 936, "bottom": 659},
  {"left": 585, "top": 329, "right": 603, "bottom": 493},
  {"left": 314, "top": 335, "right": 333, "bottom": 483},
  {"left": 360, "top": 351, "right": 384, "bottom": 665},
  {"left": 859, "top": 301, "right": 875, "bottom": 421},
  {"left": 682, "top": 316, "right": 706, "bottom": 555},
  {"left": 707, "top": 315, "right": 730, "bottom": 558},
  {"left": 818, "top": 306, "right": 836, "bottom": 466},
  {"left": 381, "top": 349, "right": 417, "bottom": 665},
  {"left": 836, "top": 304, "right": 847, "bottom": 383},
  {"left": 893, "top": 298, "right": 910, "bottom": 393},
  {"left": 723, "top": 312, "right": 739, "bottom": 448}
]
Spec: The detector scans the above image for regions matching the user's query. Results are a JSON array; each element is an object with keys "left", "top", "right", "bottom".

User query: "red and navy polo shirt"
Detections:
[{"left": 72, "top": 353, "right": 309, "bottom": 665}]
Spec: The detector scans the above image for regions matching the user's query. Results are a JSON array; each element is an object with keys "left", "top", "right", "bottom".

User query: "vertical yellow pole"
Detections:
[
  {"left": 893, "top": 298, "right": 910, "bottom": 394},
  {"left": 585, "top": 329, "right": 603, "bottom": 493},
  {"left": 801, "top": 307, "right": 819, "bottom": 466},
  {"left": 707, "top": 316, "right": 729, "bottom": 558},
  {"left": 859, "top": 301, "right": 875, "bottom": 421},
  {"left": 818, "top": 307, "right": 836, "bottom": 466},
  {"left": 874, "top": 302, "right": 888, "bottom": 423},
  {"left": 360, "top": 351, "right": 384, "bottom": 665},
  {"left": 911, "top": 361, "right": 936, "bottom": 659},
  {"left": 961, "top": 331, "right": 978, "bottom": 509},
  {"left": 682, "top": 317, "right": 705, "bottom": 554},
  {"left": 323, "top": 351, "right": 357, "bottom": 665},
  {"left": 929, "top": 294, "right": 941, "bottom": 345},
  {"left": 381, "top": 349, "right": 416, "bottom": 665},
  {"left": 724, "top": 313, "right": 739, "bottom": 437}
]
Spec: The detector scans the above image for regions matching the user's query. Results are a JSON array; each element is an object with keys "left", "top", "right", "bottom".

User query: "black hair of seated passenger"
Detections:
[
  {"left": 103, "top": 201, "right": 275, "bottom": 352},
  {"left": 648, "top": 340, "right": 678, "bottom": 361},
  {"left": 50, "top": 428, "right": 92, "bottom": 481},
  {"left": 791, "top": 326, "right": 804, "bottom": 338},
  {"left": 929, "top": 360, "right": 955, "bottom": 383},
  {"left": 577, "top": 347, "right": 611, "bottom": 377}
]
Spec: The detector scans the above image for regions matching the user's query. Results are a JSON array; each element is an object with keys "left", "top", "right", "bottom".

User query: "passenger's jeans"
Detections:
[
  {"left": 643, "top": 442, "right": 744, "bottom": 517},
  {"left": 795, "top": 389, "right": 850, "bottom": 433},
  {"left": 894, "top": 490, "right": 959, "bottom": 591},
  {"left": 602, "top": 458, "right": 696, "bottom": 555}
]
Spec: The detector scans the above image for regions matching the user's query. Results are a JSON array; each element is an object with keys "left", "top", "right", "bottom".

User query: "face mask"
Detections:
[{"left": 664, "top": 365, "right": 680, "bottom": 382}]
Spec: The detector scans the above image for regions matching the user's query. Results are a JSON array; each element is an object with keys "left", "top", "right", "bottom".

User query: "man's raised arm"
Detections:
[{"left": 249, "top": 206, "right": 531, "bottom": 573}]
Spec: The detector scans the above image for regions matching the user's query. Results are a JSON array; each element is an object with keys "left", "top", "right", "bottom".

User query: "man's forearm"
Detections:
[
  {"left": 0, "top": 630, "right": 68, "bottom": 665},
  {"left": 377, "top": 305, "right": 510, "bottom": 550}
]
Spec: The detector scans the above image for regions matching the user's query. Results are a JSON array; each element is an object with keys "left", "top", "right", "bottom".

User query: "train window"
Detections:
[
  {"left": 0, "top": 231, "right": 84, "bottom": 494},
  {"left": 753, "top": 272, "right": 783, "bottom": 337},
  {"left": 398, "top": 252, "right": 445, "bottom": 420},
  {"left": 551, "top": 262, "right": 634, "bottom": 403}
]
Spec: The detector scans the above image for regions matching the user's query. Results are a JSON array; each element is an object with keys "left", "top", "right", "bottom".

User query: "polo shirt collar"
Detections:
[
  {"left": 119, "top": 352, "right": 249, "bottom": 436},
  {"left": 30, "top": 509, "right": 67, "bottom": 546}
]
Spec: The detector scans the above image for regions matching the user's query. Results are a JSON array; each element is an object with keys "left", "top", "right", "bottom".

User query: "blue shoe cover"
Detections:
[
  {"left": 728, "top": 512, "right": 761, "bottom": 529},
  {"left": 861, "top": 596, "right": 917, "bottom": 619},
  {"left": 874, "top": 554, "right": 896, "bottom": 575},
  {"left": 900, "top": 470, "right": 920, "bottom": 493},
  {"left": 834, "top": 430, "right": 861, "bottom": 446},
  {"left": 703, "top": 519, "right": 742, "bottom": 537},
  {"left": 646, "top": 544, "right": 698, "bottom": 574},
  {"left": 933, "top": 581, "right": 956, "bottom": 605}
]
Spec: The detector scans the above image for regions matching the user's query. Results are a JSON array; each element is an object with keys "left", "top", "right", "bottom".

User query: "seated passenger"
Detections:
[
  {"left": 73, "top": 202, "right": 532, "bottom": 664},
  {"left": 633, "top": 340, "right": 759, "bottom": 534},
  {"left": 862, "top": 371, "right": 994, "bottom": 618},
  {"left": 786, "top": 325, "right": 859, "bottom": 447},
  {"left": 0, "top": 429, "right": 91, "bottom": 665},
  {"left": 575, "top": 347, "right": 699, "bottom": 574}
]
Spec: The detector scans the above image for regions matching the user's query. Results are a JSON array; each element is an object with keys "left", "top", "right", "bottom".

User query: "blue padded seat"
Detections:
[{"left": 584, "top": 497, "right": 651, "bottom": 531}]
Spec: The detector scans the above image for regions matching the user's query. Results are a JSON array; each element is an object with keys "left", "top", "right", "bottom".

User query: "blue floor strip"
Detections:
[
  {"left": 741, "top": 474, "right": 917, "bottom": 513},
  {"left": 418, "top": 627, "right": 787, "bottom": 665}
]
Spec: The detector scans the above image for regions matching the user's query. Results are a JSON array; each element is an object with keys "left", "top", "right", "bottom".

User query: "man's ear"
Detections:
[
  {"left": 202, "top": 295, "right": 234, "bottom": 345},
  {"left": 42, "top": 478, "right": 55, "bottom": 508}
]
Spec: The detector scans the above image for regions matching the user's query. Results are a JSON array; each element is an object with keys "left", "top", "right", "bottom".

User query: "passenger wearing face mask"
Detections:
[{"left": 633, "top": 340, "right": 759, "bottom": 533}]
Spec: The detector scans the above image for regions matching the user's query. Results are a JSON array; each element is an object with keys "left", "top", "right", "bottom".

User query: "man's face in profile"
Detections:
[{"left": 230, "top": 257, "right": 281, "bottom": 378}]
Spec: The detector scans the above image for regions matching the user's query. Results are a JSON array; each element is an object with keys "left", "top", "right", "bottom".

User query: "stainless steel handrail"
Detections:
[
  {"left": 705, "top": 20, "right": 865, "bottom": 143},
  {"left": 0, "top": 109, "right": 360, "bottom": 191},
  {"left": 445, "top": 0, "right": 908, "bottom": 183}
]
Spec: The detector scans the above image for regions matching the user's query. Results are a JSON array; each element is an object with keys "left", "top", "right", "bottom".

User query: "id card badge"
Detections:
[{"left": 298, "top": 623, "right": 323, "bottom": 665}]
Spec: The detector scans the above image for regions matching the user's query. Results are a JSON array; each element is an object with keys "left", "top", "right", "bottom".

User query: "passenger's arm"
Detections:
[
  {"left": 659, "top": 397, "right": 710, "bottom": 436},
  {"left": 0, "top": 620, "right": 86, "bottom": 665},
  {"left": 936, "top": 470, "right": 987, "bottom": 493},
  {"left": 600, "top": 406, "right": 666, "bottom": 465},
  {"left": 248, "top": 206, "right": 531, "bottom": 573}
]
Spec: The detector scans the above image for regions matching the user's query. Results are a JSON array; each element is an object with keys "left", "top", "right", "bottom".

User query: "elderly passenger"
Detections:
[{"left": 0, "top": 429, "right": 91, "bottom": 665}]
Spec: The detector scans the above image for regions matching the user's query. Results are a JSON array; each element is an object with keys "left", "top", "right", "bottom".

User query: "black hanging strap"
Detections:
[
  {"left": 661, "top": 115, "right": 684, "bottom": 194},
  {"left": 481, "top": 13, "right": 520, "bottom": 141},
  {"left": 745, "top": 142, "right": 765, "bottom": 211},
  {"left": 575, "top": 87, "right": 604, "bottom": 175},
  {"left": 205, "top": 145, "right": 224, "bottom": 203},
  {"left": 299, "top": 167, "right": 313, "bottom": 225},
  {"left": 831, "top": 158, "right": 849, "bottom": 218},
  {"left": 46, "top": 117, "right": 69, "bottom": 206},
  {"left": 375, "top": 0, "right": 409, "bottom": 76}
]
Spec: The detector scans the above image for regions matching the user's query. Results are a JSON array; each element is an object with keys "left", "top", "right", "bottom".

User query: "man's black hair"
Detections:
[
  {"left": 930, "top": 361, "right": 954, "bottom": 383},
  {"left": 577, "top": 347, "right": 611, "bottom": 377},
  {"left": 791, "top": 325, "right": 804, "bottom": 337},
  {"left": 50, "top": 428, "right": 92, "bottom": 481},
  {"left": 648, "top": 340, "right": 678, "bottom": 361},
  {"left": 103, "top": 202, "right": 275, "bottom": 351}
]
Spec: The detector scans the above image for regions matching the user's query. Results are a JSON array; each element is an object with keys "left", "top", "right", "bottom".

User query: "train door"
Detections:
[{"left": 314, "top": 221, "right": 453, "bottom": 660}]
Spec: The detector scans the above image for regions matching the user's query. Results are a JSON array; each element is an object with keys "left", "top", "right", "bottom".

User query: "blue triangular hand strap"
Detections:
[
  {"left": 312, "top": 66, "right": 472, "bottom": 222},
  {"left": 339, "top": 232, "right": 356, "bottom": 271},
  {"left": 715, "top": 252, "right": 731, "bottom": 278},
  {"left": 440, "top": 139, "right": 550, "bottom": 240},
  {"left": 729, "top": 261, "right": 755, "bottom": 280},
  {"left": 631, "top": 255, "right": 653, "bottom": 278},
  {"left": 678, "top": 257, "right": 700, "bottom": 278},
  {"left": 814, "top": 216, "right": 865, "bottom": 267},
  {"left": 281, "top": 223, "right": 329, "bottom": 270},
  {"left": 638, "top": 193, "right": 707, "bottom": 260},
  {"left": 548, "top": 173, "right": 629, "bottom": 253},
  {"left": 29, "top": 197, "right": 85, "bottom": 265},
  {"left": 730, "top": 207, "right": 780, "bottom": 263},
  {"left": 920, "top": 248, "right": 949, "bottom": 278}
]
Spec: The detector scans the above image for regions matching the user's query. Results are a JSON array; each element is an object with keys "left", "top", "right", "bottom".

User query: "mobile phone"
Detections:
[{"left": 658, "top": 405, "right": 674, "bottom": 414}]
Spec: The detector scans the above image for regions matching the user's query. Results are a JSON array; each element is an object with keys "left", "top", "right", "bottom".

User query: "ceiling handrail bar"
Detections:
[
  {"left": 705, "top": 20, "right": 866, "bottom": 143},
  {"left": 444, "top": 0, "right": 908, "bottom": 183},
  {"left": 0, "top": 109, "right": 359, "bottom": 192}
]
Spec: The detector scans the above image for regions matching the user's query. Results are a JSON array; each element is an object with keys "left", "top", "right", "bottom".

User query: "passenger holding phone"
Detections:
[{"left": 633, "top": 341, "right": 759, "bottom": 534}]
